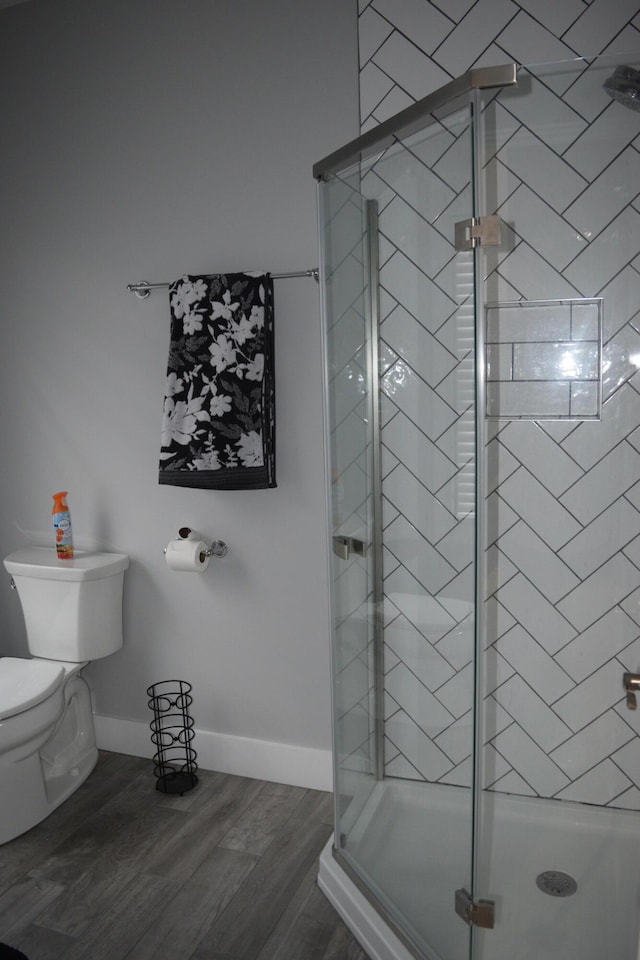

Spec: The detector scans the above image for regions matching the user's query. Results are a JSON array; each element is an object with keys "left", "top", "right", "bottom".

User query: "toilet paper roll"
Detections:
[{"left": 165, "top": 538, "right": 210, "bottom": 572}]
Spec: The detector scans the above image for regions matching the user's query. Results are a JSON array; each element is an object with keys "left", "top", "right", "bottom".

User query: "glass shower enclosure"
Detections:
[{"left": 315, "top": 54, "right": 640, "bottom": 960}]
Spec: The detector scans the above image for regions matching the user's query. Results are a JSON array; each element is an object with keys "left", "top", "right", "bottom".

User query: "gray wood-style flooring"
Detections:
[{"left": 0, "top": 751, "right": 370, "bottom": 960}]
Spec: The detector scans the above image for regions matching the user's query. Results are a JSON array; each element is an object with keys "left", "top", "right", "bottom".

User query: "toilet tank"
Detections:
[{"left": 4, "top": 547, "right": 129, "bottom": 662}]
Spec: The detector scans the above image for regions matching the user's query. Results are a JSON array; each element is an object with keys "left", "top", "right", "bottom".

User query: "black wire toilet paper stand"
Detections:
[{"left": 147, "top": 679, "right": 198, "bottom": 794}]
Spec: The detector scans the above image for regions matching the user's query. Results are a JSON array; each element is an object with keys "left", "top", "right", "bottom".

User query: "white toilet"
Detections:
[{"left": 0, "top": 546, "right": 129, "bottom": 844}]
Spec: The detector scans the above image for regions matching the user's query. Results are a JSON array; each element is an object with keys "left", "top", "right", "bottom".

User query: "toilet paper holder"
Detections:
[{"left": 165, "top": 527, "right": 228, "bottom": 560}]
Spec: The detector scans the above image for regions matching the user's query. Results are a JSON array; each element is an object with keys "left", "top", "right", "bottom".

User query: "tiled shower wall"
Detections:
[{"left": 357, "top": 0, "right": 640, "bottom": 808}]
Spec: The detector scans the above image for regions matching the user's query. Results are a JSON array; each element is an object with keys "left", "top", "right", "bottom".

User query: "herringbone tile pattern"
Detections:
[{"left": 350, "top": 1, "right": 640, "bottom": 809}]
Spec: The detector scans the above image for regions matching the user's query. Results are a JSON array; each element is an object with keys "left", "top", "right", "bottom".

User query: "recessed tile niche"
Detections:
[{"left": 485, "top": 298, "right": 603, "bottom": 420}]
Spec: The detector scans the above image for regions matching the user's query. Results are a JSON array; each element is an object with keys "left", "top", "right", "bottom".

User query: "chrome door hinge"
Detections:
[
  {"left": 455, "top": 889, "right": 495, "bottom": 929},
  {"left": 454, "top": 215, "right": 501, "bottom": 251}
]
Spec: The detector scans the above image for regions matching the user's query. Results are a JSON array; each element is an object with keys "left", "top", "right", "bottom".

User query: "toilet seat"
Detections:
[{"left": 0, "top": 657, "right": 65, "bottom": 720}]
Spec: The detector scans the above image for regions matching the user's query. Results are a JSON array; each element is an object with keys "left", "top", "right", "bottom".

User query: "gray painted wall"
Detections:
[{"left": 0, "top": 0, "right": 358, "bottom": 763}]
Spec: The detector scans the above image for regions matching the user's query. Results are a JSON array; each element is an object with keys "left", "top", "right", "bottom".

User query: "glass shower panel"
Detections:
[
  {"left": 475, "top": 55, "right": 640, "bottom": 960},
  {"left": 320, "top": 171, "right": 379, "bottom": 843},
  {"left": 320, "top": 95, "right": 479, "bottom": 960}
]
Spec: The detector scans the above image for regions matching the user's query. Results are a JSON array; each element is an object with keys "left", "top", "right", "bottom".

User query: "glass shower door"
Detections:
[{"left": 319, "top": 92, "right": 481, "bottom": 960}]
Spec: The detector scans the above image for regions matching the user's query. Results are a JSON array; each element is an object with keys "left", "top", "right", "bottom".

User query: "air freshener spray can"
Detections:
[{"left": 52, "top": 491, "right": 74, "bottom": 559}]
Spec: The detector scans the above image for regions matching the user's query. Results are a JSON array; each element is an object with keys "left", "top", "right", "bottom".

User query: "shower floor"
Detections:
[{"left": 319, "top": 779, "right": 640, "bottom": 960}]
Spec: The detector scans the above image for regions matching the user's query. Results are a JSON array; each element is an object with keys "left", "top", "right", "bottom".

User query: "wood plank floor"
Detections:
[{"left": 0, "top": 751, "right": 370, "bottom": 960}]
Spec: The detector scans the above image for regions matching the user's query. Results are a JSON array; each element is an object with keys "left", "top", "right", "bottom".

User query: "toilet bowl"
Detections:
[{"left": 1, "top": 547, "right": 129, "bottom": 844}]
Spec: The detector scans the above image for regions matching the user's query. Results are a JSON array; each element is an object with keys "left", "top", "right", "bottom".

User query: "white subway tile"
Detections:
[
  {"left": 435, "top": 614, "right": 474, "bottom": 671},
  {"left": 562, "top": 56, "right": 623, "bottom": 123},
  {"left": 562, "top": 382, "right": 640, "bottom": 471},
  {"left": 555, "top": 759, "right": 632, "bottom": 805},
  {"left": 513, "top": 340, "right": 598, "bottom": 381},
  {"left": 384, "top": 464, "right": 457, "bottom": 542},
  {"left": 370, "top": 85, "right": 415, "bottom": 126},
  {"left": 381, "top": 250, "right": 457, "bottom": 333},
  {"left": 487, "top": 380, "right": 572, "bottom": 418},
  {"left": 483, "top": 157, "right": 521, "bottom": 215},
  {"left": 499, "top": 184, "right": 587, "bottom": 270},
  {"left": 559, "top": 440, "right": 640, "bottom": 524},
  {"left": 431, "top": 0, "right": 518, "bottom": 77},
  {"left": 551, "top": 712, "right": 634, "bottom": 780},
  {"left": 492, "top": 723, "right": 570, "bottom": 796},
  {"left": 358, "top": 6, "right": 394, "bottom": 66},
  {"left": 489, "top": 769, "right": 537, "bottom": 796},
  {"left": 498, "top": 242, "right": 582, "bottom": 301},
  {"left": 570, "top": 381, "right": 600, "bottom": 418},
  {"left": 564, "top": 106, "right": 640, "bottom": 183},
  {"left": 372, "top": 0, "right": 453, "bottom": 54},
  {"left": 434, "top": 712, "right": 473, "bottom": 764},
  {"left": 558, "top": 553, "right": 640, "bottom": 633},
  {"left": 498, "top": 14, "right": 579, "bottom": 96},
  {"left": 484, "top": 598, "right": 516, "bottom": 642},
  {"left": 380, "top": 196, "right": 453, "bottom": 276},
  {"left": 481, "top": 694, "right": 514, "bottom": 740},
  {"left": 382, "top": 304, "right": 458, "bottom": 387},
  {"left": 386, "top": 661, "right": 455, "bottom": 733},
  {"left": 565, "top": 148, "right": 640, "bottom": 242},
  {"left": 480, "top": 100, "right": 522, "bottom": 166},
  {"left": 434, "top": 407, "right": 474, "bottom": 469},
  {"left": 496, "top": 125, "right": 587, "bottom": 214},
  {"left": 372, "top": 31, "right": 451, "bottom": 101},
  {"left": 430, "top": 0, "right": 475, "bottom": 23},
  {"left": 563, "top": 0, "right": 640, "bottom": 57},
  {"left": 602, "top": 324, "right": 640, "bottom": 401},
  {"left": 496, "top": 75, "right": 588, "bottom": 154},
  {"left": 487, "top": 300, "right": 571, "bottom": 344},
  {"left": 496, "top": 622, "right": 575, "bottom": 699},
  {"left": 385, "top": 615, "right": 456, "bottom": 691},
  {"left": 497, "top": 467, "right": 582, "bottom": 550},
  {"left": 360, "top": 61, "right": 395, "bottom": 122},
  {"left": 385, "top": 710, "right": 454, "bottom": 779},
  {"left": 435, "top": 357, "right": 475, "bottom": 415},
  {"left": 485, "top": 544, "right": 518, "bottom": 596},
  {"left": 382, "top": 410, "right": 458, "bottom": 493},
  {"left": 381, "top": 359, "right": 458, "bottom": 441},
  {"left": 436, "top": 515, "right": 474, "bottom": 571},
  {"left": 555, "top": 606, "right": 639, "bottom": 683},
  {"left": 483, "top": 741, "right": 513, "bottom": 788},
  {"left": 384, "top": 566, "right": 457, "bottom": 641},
  {"left": 497, "top": 421, "right": 583, "bottom": 496},
  {"left": 611, "top": 738, "right": 640, "bottom": 789},
  {"left": 434, "top": 662, "right": 474, "bottom": 719},
  {"left": 385, "top": 514, "right": 457, "bottom": 593},
  {"left": 485, "top": 491, "right": 519, "bottom": 547},
  {"left": 560, "top": 498, "right": 640, "bottom": 579},
  {"left": 497, "top": 520, "right": 580, "bottom": 604},
  {"left": 495, "top": 674, "right": 572, "bottom": 752},
  {"left": 554, "top": 658, "right": 628, "bottom": 731},
  {"left": 514, "top": 0, "right": 586, "bottom": 36},
  {"left": 571, "top": 300, "right": 601, "bottom": 340},
  {"left": 564, "top": 207, "right": 640, "bottom": 298}
]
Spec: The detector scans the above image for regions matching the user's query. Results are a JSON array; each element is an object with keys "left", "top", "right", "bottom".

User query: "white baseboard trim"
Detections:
[
  {"left": 317, "top": 837, "right": 415, "bottom": 960},
  {"left": 93, "top": 714, "right": 333, "bottom": 792}
]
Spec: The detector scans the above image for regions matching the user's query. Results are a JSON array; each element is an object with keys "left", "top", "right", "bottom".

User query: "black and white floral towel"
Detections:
[{"left": 159, "top": 272, "right": 276, "bottom": 489}]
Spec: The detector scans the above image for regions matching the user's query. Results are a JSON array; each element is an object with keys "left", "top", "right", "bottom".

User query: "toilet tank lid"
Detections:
[
  {"left": 0, "top": 657, "right": 65, "bottom": 719},
  {"left": 4, "top": 547, "right": 129, "bottom": 581}
]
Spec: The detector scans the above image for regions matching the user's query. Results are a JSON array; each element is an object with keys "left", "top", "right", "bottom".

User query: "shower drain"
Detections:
[{"left": 535, "top": 871, "right": 578, "bottom": 897}]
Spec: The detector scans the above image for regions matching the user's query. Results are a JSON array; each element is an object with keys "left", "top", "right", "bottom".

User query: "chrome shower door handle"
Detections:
[
  {"left": 623, "top": 672, "right": 640, "bottom": 710},
  {"left": 332, "top": 535, "right": 368, "bottom": 561}
]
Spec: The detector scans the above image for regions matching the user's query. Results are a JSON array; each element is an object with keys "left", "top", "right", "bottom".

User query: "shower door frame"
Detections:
[{"left": 315, "top": 62, "right": 518, "bottom": 960}]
